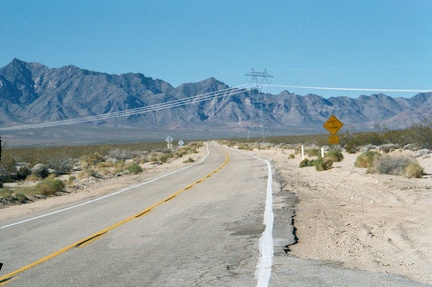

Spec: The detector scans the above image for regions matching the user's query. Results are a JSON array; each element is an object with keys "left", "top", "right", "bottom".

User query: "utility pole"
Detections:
[{"left": 245, "top": 68, "right": 273, "bottom": 140}]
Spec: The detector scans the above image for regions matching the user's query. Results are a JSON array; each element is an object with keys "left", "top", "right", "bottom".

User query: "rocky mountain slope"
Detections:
[{"left": 0, "top": 59, "right": 431, "bottom": 145}]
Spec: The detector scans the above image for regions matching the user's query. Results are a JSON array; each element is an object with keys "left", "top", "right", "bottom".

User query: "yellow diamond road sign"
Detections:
[{"left": 323, "top": 115, "right": 343, "bottom": 135}]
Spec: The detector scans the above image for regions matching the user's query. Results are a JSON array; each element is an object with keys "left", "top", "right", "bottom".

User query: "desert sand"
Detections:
[
  {"left": 257, "top": 147, "right": 432, "bottom": 285},
  {"left": 2, "top": 144, "right": 432, "bottom": 284}
]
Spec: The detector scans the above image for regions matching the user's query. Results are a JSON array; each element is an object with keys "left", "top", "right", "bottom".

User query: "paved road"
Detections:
[
  {"left": 0, "top": 142, "right": 273, "bottom": 286},
  {"left": 0, "top": 142, "right": 429, "bottom": 286}
]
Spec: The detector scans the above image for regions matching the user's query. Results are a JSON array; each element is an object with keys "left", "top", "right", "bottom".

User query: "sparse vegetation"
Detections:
[
  {"left": 125, "top": 163, "right": 143, "bottom": 174},
  {"left": 325, "top": 149, "right": 344, "bottom": 162},
  {"left": 355, "top": 151, "right": 381, "bottom": 169},
  {"left": 371, "top": 154, "right": 423, "bottom": 178},
  {"left": 314, "top": 157, "right": 334, "bottom": 171},
  {"left": 0, "top": 141, "right": 204, "bottom": 207}
]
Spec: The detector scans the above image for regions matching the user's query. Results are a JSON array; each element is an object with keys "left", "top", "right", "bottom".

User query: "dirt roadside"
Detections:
[{"left": 255, "top": 147, "right": 432, "bottom": 285}]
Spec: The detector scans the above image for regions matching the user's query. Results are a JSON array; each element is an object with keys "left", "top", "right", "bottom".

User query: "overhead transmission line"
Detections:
[
  {"left": 0, "top": 84, "right": 253, "bottom": 132},
  {"left": 267, "top": 84, "right": 431, "bottom": 93}
]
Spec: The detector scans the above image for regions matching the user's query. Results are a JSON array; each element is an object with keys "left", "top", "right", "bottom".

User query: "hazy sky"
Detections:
[{"left": 1, "top": 0, "right": 431, "bottom": 98}]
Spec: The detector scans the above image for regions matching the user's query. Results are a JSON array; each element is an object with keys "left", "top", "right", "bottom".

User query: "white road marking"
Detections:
[
  {"left": 254, "top": 156, "right": 274, "bottom": 287},
  {"left": 0, "top": 145, "right": 210, "bottom": 229}
]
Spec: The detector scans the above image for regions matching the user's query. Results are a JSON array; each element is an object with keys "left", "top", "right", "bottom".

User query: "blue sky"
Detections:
[{"left": 1, "top": 0, "right": 431, "bottom": 98}]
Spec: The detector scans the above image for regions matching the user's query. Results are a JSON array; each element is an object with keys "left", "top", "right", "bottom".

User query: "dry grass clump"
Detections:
[
  {"left": 404, "top": 162, "right": 424, "bottom": 178},
  {"left": 372, "top": 154, "right": 423, "bottom": 178},
  {"left": 355, "top": 151, "right": 381, "bottom": 169}
]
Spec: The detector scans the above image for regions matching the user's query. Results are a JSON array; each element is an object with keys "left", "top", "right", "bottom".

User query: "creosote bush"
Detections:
[
  {"left": 355, "top": 151, "right": 381, "bottom": 170},
  {"left": 125, "top": 163, "right": 143, "bottom": 174},
  {"left": 325, "top": 149, "right": 344, "bottom": 162},
  {"left": 372, "top": 154, "right": 423, "bottom": 177},
  {"left": 35, "top": 179, "right": 65, "bottom": 196},
  {"left": 314, "top": 157, "right": 333, "bottom": 171}
]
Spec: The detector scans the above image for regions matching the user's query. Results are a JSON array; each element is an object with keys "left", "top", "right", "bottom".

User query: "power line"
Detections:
[
  {"left": 267, "top": 84, "right": 431, "bottom": 93},
  {"left": 0, "top": 85, "right": 253, "bottom": 132},
  {"left": 245, "top": 69, "right": 273, "bottom": 141}
]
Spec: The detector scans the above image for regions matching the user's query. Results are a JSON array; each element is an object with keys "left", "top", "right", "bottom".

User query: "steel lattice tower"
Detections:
[{"left": 245, "top": 68, "right": 273, "bottom": 140}]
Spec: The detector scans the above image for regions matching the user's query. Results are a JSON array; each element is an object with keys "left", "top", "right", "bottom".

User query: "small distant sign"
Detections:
[
  {"left": 323, "top": 115, "right": 343, "bottom": 135},
  {"left": 328, "top": 135, "right": 340, "bottom": 145},
  {"left": 165, "top": 136, "right": 173, "bottom": 143},
  {"left": 178, "top": 140, "right": 184, "bottom": 147}
]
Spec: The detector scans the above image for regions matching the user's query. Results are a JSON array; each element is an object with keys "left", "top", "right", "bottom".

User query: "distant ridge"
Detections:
[{"left": 0, "top": 59, "right": 431, "bottom": 145}]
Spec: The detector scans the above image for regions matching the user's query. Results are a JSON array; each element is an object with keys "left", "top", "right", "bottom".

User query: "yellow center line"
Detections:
[{"left": 0, "top": 152, "right": 230, "bottom": 285}]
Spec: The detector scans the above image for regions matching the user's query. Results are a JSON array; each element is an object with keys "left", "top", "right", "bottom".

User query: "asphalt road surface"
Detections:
[{"left": 0, "top": 142, "right": 429, "bottom": 286}]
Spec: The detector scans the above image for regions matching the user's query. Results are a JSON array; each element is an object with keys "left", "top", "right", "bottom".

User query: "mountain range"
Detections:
[{"left": 0, "top": 58, "right": 431, "bottom": 146}]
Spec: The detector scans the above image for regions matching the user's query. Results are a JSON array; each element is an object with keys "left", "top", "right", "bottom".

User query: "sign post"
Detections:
[
  {"left": 165, "top": 136, "right": 173, "bottom": 150},
  {"left": 323, "top": 115, "right": 343, "bottom": 145}
]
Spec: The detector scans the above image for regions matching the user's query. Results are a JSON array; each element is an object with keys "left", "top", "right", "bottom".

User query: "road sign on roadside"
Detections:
[
  {"left": 178, "top": 140, "right": 184, "bottom": 147},
  {"left": 165, "top": 136, "right": 173, "bottom": 143},
  {"left": 328, "top": 135, "right": 340, "bottom": 145},
  {"left": 323, "top": 115, "right": 343, "bottom": 135}
]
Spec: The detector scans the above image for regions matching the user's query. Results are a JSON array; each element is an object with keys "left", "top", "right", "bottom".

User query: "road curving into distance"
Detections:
[{"left": 0, "top": 142, "right": 277, "bottom": 287}]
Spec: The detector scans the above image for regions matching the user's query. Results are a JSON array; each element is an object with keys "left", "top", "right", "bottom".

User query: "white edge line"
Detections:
[
  {"left": 0, "top": 144, "right": 210, "bottom": 229},
  {"left": 254, "top": 156, "right": 274, "bottom": 287},
  {"left": 226, "top": 146, "right": 274, "bottom": 287}
]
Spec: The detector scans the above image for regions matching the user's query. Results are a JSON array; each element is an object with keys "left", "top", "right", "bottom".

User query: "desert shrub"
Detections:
[
  {"left": 125, "top": 163, "right": 143, "bottom": 174},
  {"left": 108, "top": 148, "right": 133, "bottom": 160},
  {"left": 344, "top": 142, "right": 357, "bottom": 154},
  {"left": 289, "top": 154, "right": 295, "bottom": 159},
  {"left": 26, "top": 173, "right": 41, "bottom": 181},
  {"left": 315, "top": 157, "right": 333, "bottom": 171},
  {"left": 183, "top": 157, "right": 195, "bottom": 163},
  {"left": 325, "top": 149, "right": 344, "bottom": 162},
  {"left": 299, "top": 159, "right": 314, "bottom": 168},
  {"left": 82, "top": 152, "right": 105, "bottom": 166},
  {"left": 373, "top": 154, "right": 418, "bottom": 176},
  {"left": 159, "top": 154, "right": 169, "bottom": 163},
  {"left": 354, "top": 151, "right": 380, "bottom": 169},
  {"left": 404, "top": 162, "right": 424, "bottom": 178},
  {"left": 46, "top": 157, "right": 74, "bottom": 175},
  {"left": 238, "top": 145, "right": 253, "bottom": 151},
  {"left": 35, "top": 179, "right": 65, "bottom": 196}
]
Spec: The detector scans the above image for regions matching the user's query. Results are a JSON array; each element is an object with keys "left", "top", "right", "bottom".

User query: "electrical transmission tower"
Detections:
[{"left": 245, "top": 68, "right": 273, "bottom": 140}]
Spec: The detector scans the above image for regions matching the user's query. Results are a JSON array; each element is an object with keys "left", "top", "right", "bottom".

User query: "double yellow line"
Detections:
[{"left": 0, "top": 152, "right": 230, "bottom": 285}]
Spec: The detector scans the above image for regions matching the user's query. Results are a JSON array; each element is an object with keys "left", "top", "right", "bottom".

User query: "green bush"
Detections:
[
  {"left": 183, "top": 157, "right": 195, "bottom": 163},
  {"left": 325, "top": 149, "right": 344, "bottom": 162},
  {"left": 355, "top": 151, "right": 380, "bottom": 169},
  {"left": 82, "top": 152, "right": 105, "bottom": 166},
  {"left": 126, "top": 163, "right": 143, "bottom": 174},
  {"left": 35, "top": 179, "right": 65, "bottom": 196},
  {"left": 299, "top": 158, "right": 313, "bottom": 168},
  {"left": 315, "top": 157, "right": 333, "bottom": 171}
]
